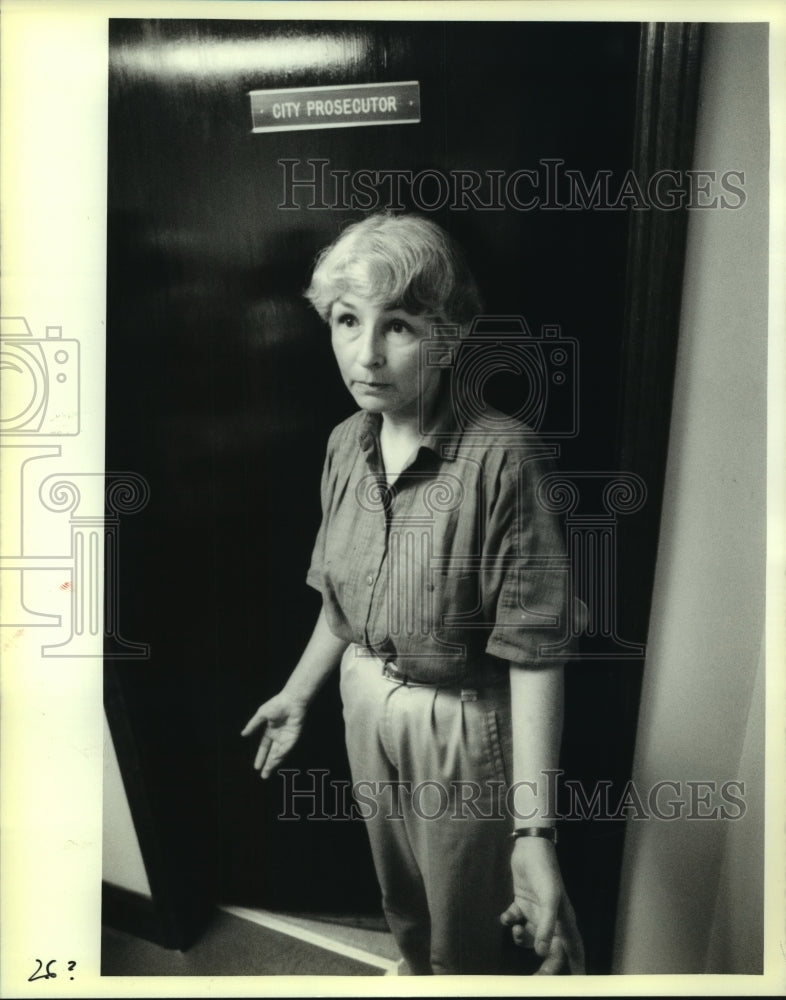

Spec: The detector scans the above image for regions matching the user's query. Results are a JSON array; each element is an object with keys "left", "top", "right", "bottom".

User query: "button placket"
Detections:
[
  {"left": 361, "top": 468, "right": 391, "bottom": 645},
  {"left": 365, "top": 475, "right": 406, "bottom": 648}
]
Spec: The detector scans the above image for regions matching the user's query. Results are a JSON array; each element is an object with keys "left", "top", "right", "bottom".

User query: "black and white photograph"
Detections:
[{"left": 0, "top": 1, "right": 783, "bottom": 995}]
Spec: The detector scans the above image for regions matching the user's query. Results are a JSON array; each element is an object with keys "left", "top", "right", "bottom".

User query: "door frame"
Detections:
[{"left": 103, "top": 20, "right": 704, "bottom": 962}]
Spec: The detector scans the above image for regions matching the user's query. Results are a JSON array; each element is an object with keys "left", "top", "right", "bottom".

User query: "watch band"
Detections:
[{"left": 510, "top": 826, "right": 558, "bottom": 844}]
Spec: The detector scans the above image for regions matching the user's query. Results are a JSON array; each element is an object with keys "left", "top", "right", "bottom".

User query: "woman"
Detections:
[{"left": 242, "top": 213, "right": 584, "bottom": 975}]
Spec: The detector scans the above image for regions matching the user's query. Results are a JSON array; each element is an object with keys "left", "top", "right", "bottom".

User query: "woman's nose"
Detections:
[{"left": 356, "top": 327, "right": 385, "bottom": 367}]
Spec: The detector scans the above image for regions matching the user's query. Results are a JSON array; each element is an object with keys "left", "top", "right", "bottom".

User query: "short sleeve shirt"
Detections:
[{"left": 306, "top": 399, "right": 575, "bottom": 684}]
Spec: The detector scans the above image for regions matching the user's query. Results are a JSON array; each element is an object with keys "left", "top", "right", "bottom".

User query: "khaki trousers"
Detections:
[{"left": 340, "top": 645, "right": 515, "bottom": 975}]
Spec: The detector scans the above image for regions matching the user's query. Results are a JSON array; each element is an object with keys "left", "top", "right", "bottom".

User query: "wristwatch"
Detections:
[{"left": 510, "top": 826, "right": 558, "bottom": 844}]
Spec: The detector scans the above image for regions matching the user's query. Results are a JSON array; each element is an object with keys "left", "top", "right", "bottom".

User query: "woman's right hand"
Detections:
[{"left": 240, "top": 690, "right": 308, "bottom": 779}]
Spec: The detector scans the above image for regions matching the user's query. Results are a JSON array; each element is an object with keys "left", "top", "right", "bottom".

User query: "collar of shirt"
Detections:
[{"left": 356, "top": 387, "right": 463, "bottom": 463}]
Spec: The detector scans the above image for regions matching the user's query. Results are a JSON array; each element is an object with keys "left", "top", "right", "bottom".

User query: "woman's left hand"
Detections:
[{"left": 500, "top": 837, "right": 585, "bottom": 975}]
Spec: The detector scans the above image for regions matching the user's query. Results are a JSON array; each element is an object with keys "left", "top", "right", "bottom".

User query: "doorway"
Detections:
[{"left": 104, "top": 17, "right": 697, "bottom": 972}]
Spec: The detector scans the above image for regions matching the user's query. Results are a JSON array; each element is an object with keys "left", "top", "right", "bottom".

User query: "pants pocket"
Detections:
[
  {"left": 482, "top": 709, "right": 510, "bottom": 787},
  {"left": 463, "top": 699, "right": 510, "bottom": 787}
]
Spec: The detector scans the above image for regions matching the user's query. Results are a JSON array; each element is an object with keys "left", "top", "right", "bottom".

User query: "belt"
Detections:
[{"left": 380, "top": 659, "right": 508, "bottom": 700}]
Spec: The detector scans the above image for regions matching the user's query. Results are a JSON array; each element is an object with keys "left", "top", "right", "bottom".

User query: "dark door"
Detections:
[{"left": 106, "top": 18, "right": 646, "bottom": 970}]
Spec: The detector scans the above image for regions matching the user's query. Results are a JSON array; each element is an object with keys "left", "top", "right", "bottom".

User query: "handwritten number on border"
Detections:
[{"left": 29, "top": 959, "right": 75, "bottom": 982}]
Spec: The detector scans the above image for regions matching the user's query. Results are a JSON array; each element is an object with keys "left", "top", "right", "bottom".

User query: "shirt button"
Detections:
[
  {"left": 366, "top": 573, "right": 374, "bottom": 586},
  {"left": 426, "top": 583, "right": 435, "bottom": 592}
]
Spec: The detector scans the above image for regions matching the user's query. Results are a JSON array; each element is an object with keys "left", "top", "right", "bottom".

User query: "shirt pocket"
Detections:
[{"left": 430, "top": 570, "right": 483, "bottom": 654}]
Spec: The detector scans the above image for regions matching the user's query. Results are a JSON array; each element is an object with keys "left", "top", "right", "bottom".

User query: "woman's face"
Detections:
[{"left": 329, "top": 293, "right": 443, "bottom": 423}]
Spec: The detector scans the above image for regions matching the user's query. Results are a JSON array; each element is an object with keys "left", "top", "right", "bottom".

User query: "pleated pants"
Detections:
[{"left": 340, "top": 644, "right": 516, "bottom": 975}]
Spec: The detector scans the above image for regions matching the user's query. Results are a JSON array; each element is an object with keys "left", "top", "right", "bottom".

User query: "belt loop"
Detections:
[{"left": 460, "top": 688, "right": 478, "bottom": 702}]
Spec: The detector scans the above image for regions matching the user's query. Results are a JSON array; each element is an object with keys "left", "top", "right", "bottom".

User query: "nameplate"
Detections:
[{"left": 249, "top": 81, "right": 420, "bottom": 133}]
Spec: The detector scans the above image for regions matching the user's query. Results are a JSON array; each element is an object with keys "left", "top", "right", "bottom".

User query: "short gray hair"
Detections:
[{"left": 304, "top": 213, "right": 483, "bottom": 329}]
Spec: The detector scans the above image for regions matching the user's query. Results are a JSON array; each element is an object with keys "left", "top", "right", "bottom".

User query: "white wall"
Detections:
[
  {"left": 102, "top": 710, "right": 151, "bottom": 896},
  {"left": 613, "top": 23, "right": 768, "bottom": 974}
]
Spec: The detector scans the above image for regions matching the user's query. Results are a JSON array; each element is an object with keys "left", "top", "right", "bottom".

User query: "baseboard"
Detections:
[{"left": 101, "top": 882, "right": 172, "bottom": 949}]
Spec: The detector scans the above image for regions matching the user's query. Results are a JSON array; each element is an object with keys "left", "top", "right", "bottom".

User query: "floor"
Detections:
[{"left": 101, "top": 905, "right": 399, "bottom": 977}]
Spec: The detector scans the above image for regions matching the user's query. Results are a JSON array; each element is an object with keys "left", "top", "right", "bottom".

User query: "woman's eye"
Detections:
[
  {"left": 336, "top": 313, "right": 358, "bottom": 328},
  {"left": 387, "top": 319, "right": 413, "bottom": 335}
]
